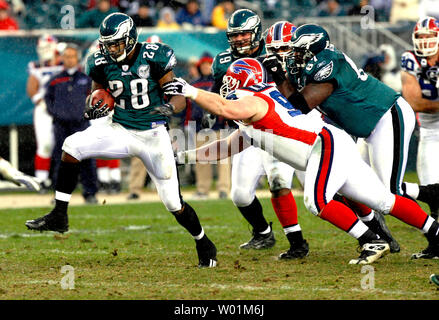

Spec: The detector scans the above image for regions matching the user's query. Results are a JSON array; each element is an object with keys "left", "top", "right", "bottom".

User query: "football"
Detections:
[{"left": 90, "top": 89, "right": 115, "bottom": 111}]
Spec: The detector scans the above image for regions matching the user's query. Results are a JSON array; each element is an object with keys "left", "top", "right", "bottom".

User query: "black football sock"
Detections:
[
  {"left": 237, "top": 197, "right": 269, "bottom": 234},
  {"left": 53, "top": 161, "right": 80, "bottom": 214},
  {"left": 286, "top": 229, "right": 304, "bottom": 246},
  {"left": 172, "top": 202, "right": 205, "bottom": 241}
]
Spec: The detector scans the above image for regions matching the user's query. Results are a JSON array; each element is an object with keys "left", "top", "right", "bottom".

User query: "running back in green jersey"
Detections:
[
  {"left": 86, "top": 42, "right": 176, "bottom": 130},
  {"left": 211, "top": 41, "right": 266, "bottom": 93},
  {"left": 293, "top": 46, "right": 400, "bottom": 138}
]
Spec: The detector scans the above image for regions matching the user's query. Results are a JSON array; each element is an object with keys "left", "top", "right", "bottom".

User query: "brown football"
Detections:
[{"left": 91, "top": 89, "right": 115, "bottom": 111}]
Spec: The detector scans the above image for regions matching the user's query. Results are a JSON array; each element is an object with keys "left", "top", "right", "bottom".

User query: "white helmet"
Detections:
[{"left": 37, "top": 34, "right": 58, "bottom": 63}]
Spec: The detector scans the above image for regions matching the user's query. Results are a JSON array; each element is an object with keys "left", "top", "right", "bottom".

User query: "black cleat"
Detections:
[
  {"left": 25, "top": 211, "right": 69, "bottom": 233},
  {"left": 240, "top": 222, "right": 276, "bottom": 250},
  {"left": 412, "top": 243, "right": 439, "bottom": 259},
  {"left": 368, "top": 212, "right": 400, "bottom": 253},
  {"left": 196, "top": 237, "right": 217, "bottom": 268},
  {"left": 278, "top": 240, "right": 309, "bottom": 260}
]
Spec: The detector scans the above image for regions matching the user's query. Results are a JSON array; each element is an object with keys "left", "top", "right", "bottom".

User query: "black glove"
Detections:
[
  {"left": 151, "top": 103, "right": 175, "bottom": 117},
  {"left": 262, "top": 54, "right": 287, "bottom": 86},
  {"left": 84, "top": 97, "right": 110, "bottom": 120},
  {"left": 201, "top": 112, "right": 217, "bottom": 129}
]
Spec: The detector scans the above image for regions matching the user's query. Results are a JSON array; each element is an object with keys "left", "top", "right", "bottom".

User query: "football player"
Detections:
[
  {"left": 266, "top": 23, "right": 439, "bottom": 259},
  {"left": 25, "top": 13, "right": 217, "bottom": 268},
  {"left": 401, "top": 17, "right": 439, "bottom": 222},
  {"left": 26, "top": 34, "right": 64, "bottom": 192},
  {"left": 0, "top": 157, "right": 41, "bottom": 192},
  {"left": 157, "top": 58, "right": 439, "bottom": 264},
  {"left": 210, "top": 12, "right": 309, "bottom": 260}
]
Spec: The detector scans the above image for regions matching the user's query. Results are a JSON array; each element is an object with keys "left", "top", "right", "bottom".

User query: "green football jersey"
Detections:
[
  {"left": 211, "top": 40, "right": 266, "bottom": 93},
  {"left": 300, "top": 46, "right": 400, "bottom": 138},
  {"left": 86, "top": 42, "right": 177, "bottom": 130}
]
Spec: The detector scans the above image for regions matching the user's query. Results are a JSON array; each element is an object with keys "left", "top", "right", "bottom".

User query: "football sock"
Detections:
[
  {"left": 271, "top": 192, "right": 298, "bottom": 226},
  {"left": 390, "top": 195, "right": 429, "bottom": 229},
  {"left": 285, "top": 226, "right": 305, "bottom": 245},
  {"left": 172, "top": 202, "right": 203, "bottom": 239},
  {"left": 53, "top": 161, "right": 80, "bottom": 214},
  {"left": 401, "top": 182, "right": 419, "bottom": 200},
  {"left": 319, "top": 200, "right": 377, "bottom": 241},
  {"left": 237, "top": 196, "right": 269, "bottom": 234},
  {"left": 338, "top": 196, "right": 372, "bottom": 217}
]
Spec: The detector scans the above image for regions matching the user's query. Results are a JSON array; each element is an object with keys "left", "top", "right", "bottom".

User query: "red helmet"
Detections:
[
  {"left": 265, "top": 21, "right": 297, "bottom": 68},
  {"left": 412, "top": 16, "right": 439, "bottom": 57},
  {"left": 220, "top": 58, "right": 266, "bottom": 97},
  {"left": 146, "top": 35, "right": 162, "bottom": 43}
]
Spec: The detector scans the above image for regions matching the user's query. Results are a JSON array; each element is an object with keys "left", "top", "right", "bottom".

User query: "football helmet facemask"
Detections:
[
  {"left": 265, "top": 21, "right": 297, "bottom": 70},
  {"left": 412, "top": 17, "right": 439, "bottom": 57},
  {"left": 37, "top": 34, "right": 58, "bottom": 63},
  {"left": 220, "top": 58, "right": 267, "bottom": 97},
  {"left": 226, "top": 9, "right": 262, "bottom": 56},
  {"left": 99, "top": 13, "right": 138, "bottom": 62}
]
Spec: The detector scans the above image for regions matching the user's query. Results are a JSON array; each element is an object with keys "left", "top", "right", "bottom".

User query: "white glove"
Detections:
[{"left": 163, "top": 77, "right": 198, "bottom": 100}]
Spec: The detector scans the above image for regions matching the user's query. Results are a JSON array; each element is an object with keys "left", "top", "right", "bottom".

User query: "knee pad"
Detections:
[
  {"left": 373, "top": 193, "right": 395, "bottom": 215},
  {"left": 304, "top": 195, "right": 320, "bottom": 216},
  {"left": 231, "top": 187, "right": 254, "bottom": 207}
]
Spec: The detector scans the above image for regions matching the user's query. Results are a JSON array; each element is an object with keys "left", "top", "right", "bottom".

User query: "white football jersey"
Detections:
[
  {"left": 27, "top": 61, "right": 64, "bottom": 103},
  {"left": 401, "top": 51, "right": 439, "bottom": 129},
  {"left": 231, "top": 83, "right": 325, "bottom": 171}
]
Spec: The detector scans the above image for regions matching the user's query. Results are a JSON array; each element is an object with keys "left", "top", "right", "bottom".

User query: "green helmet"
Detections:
[
  {"left": 99, "top": 13, "right": 138, "bottom": 62},
  {"left": 286, "top": 24, "right": 330, "bottom": 88},
  {"left": 226, "top": 9, "right": 262, "bottom": 56}
]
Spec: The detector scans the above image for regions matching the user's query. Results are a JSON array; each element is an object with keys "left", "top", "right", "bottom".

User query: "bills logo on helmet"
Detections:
[{"left": 232, "top": 61, "right": 263, "bottom": 83}]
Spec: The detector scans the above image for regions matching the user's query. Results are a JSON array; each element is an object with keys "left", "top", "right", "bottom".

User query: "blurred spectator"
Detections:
[
  {"left": 0, "top": 0, "right": 18, "bottom": 30},
  {"left": 211, "top": 0, "right": 235, "bottom": 29},
  {"left": 316, "top": 0, "right": 346, "bottom": 17},
  {"left": 369, "top": 0, "right": 392, "bottom": 21},
  {"left": 390, "top": 0, "right": 419, "bottom": 24},
  {"left": 130, "top": 1, "right": 155, "bottom": 26},
  {"left": 419, "top": 0, "right": 439, "bottom": 19},
  {"left": 127, "top": 156, "right": 149, "bottom": 200},
  {"left": 157, "top": 6, "right": 180, "bottom": 30},
  {"left": 88, "top": 0, "right": 119, "bottom": 9},
  {"left": 180, "top": 53, "right": 231, "bottom": 199},
  {"left": 187, "top": 56, "right": 200, "bottom": 82},
  {"left": 9, "top": 0, "right": 25, "bottom": 17},
  {"left": 348, "top": 0, "right": 369, "bottom": 16},
  {"left": 45, "top": 43, "right": 98, "bottom": 204},
  {"left": 201, "top": 0, "right": 215, "bottom": 25},
  {"left": 175, "top": 0, "right": 205, "bottom": 27},
  {"left": 362, "top": 44, "right": 401, "bottom": 92},
  {"left": 77, "top": 0, "right": 119, "bottom": 28}
]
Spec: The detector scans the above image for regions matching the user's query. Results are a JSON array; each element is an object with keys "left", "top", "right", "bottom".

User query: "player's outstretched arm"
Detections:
[{"left": 176, "top": 130, "right": 250, "bottom": 164}]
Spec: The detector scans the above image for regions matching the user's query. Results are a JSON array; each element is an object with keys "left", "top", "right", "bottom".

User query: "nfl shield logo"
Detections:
[
  {"left": 122, "top": 65, "right": 129, "bottom": 71},
  {"left": 138, "top": 65, "right": 150, "bottom": 79}
]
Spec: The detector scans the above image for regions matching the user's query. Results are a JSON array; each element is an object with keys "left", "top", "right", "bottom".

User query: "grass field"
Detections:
[{"left": 0, "top": 191, "right": 438, "bottom": 301}]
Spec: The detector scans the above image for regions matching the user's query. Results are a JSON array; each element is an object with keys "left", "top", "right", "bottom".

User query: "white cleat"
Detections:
[
  {"left": 14, "top": 175, "right": 42, "bottom": 192},
  {"left": 349, "top": 240, "right": 390, "bottom": 265}
]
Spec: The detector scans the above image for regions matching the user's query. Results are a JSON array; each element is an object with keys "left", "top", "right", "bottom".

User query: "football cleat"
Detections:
[
  {"left": 367, "top": 212, "right": 400, "bottom": 253},
  {"left": 196, "top": 237, "right": 217, "bottom": 268},
  {"left": 25, "top": 210, "right": 69, "bottom": 233},
  {"left": 278, "top": 239, "right": 309, "bottom": 260},
  {"left": 240, "top": 222, "right": 276, "bottom": 250},
  {"left": 15, "top": 175, "right": 42, "bottom": 192},
  {"left": 430, "top": 274, "right": 439, "bottom": 286},
  {"left": 411, "top": 243, "right": 439, "bottom": 259},
  {"left": 349, "top": 240, "right": 390, "bottom": 265}
]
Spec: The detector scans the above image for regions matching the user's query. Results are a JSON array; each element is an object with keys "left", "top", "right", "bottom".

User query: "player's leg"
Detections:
[
  {"left": 231, "top": 146, "right": 275, "bottom": 249},
  {"left": 33, "top": 100, "right": 55, "bottom": 191},
  {"left": 262, "top": 152, "right": 308, "bottom": 259},
  {"left": 25, "top": 122, "right": 135, "bottom": 232},
  {"left": 138, "top": 125, "right": 217, "bottom": 267},
  {"left": 304, "top": 127, "right": 388, "bottom": 264}
]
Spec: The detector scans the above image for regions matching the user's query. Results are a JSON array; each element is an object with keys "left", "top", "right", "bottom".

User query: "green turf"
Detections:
[{"left": 0, "top": 193, "right": 438, "bottom": 300}]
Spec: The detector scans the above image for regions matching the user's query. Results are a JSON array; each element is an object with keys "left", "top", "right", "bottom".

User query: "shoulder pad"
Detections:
[{"left": 401, "top": 50, "right": 421, "bottom": 74}]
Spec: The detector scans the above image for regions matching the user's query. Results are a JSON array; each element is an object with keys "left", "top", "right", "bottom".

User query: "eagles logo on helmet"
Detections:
[
  {"left": 99, "top": 13, "right": 138, "bottom": 62},
  {"left": 220, "top": 58, "right": 266, "bottom": 97},
  {"left": 226, "top": 9, "right": 262, "bottom": 56},
  {"left": 412, "top": 16, "right": 439, "bottom": 57}
]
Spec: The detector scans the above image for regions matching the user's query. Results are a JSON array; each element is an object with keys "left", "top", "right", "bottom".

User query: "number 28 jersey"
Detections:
[
  {"left": 231, "top": 83, "right": 324, "bottom": 171},
  {"left": 401, "top": 50, "right": 439, "bottom": 129},
  {"left": 86, "top": 42, "right": 177, "bottom": 130}
]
